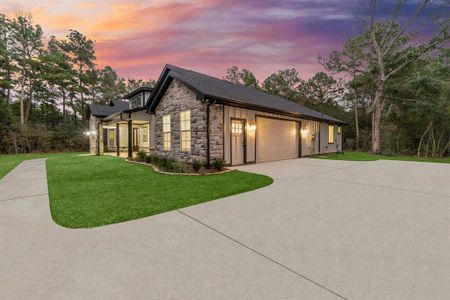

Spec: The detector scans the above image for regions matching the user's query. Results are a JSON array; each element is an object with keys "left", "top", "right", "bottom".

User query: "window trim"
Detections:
[
  {"left": 180, "top": 109, "right": 191, "bottom": 152},
  {"left": 328, "top": 125, "right": 334, "bottom": 144}
]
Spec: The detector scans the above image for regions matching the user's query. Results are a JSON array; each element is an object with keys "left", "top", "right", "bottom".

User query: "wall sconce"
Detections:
[
  {"left": 247, "top": 124, "right": 256, "bottom": 133},
  {"left": 301, "top": 128, "right": 309, "bottom": 137},
  {"left": 84, "top": 131, "right": 96, "bottom": 136}
]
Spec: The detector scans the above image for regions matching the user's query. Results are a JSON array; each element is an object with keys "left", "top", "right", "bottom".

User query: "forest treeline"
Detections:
[
  {"left": 1, "top": 0, "right": 449, "bottom": 156},
  {"left": 0, "top": 13, "right": 154, "bottom": 153}
]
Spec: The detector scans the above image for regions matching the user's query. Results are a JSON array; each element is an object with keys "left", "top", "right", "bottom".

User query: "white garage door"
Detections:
[{"left": 256, "top": 117, "right": 299, "bottom": 163}]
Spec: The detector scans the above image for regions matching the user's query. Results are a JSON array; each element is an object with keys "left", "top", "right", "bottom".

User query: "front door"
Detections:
[
  {"left": 133, "top": 128, "right": 139, "bottom": 151},
  {"left": 231, "top": 119, "right": 245, "bottom": 165}
]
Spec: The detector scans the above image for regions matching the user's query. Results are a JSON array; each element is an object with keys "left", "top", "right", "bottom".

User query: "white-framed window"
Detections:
[
  {"left": 328, "top": 125, "right": 334, "bottom": 144},
  {"left": 180, "top": 110, "right": 191, "bottom": 152},
  {"left": 163, "top": 114, "right": 171, "bottom": 150}
]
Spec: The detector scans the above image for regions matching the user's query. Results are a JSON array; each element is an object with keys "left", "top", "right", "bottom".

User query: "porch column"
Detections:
[
  {"left": 116, "top": 123, "right": 120, "bottom": 157},
  {"left": 127, "top": 120, "right": 132, "bottom": 159}
]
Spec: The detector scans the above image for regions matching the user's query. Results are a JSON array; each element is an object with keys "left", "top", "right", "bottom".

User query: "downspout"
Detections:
[
  {"left": 206, "top": 101, "right": 210, "bottom": 168},
  {"left": 318, "top": 123, "right": 321, "bottom": 155}
]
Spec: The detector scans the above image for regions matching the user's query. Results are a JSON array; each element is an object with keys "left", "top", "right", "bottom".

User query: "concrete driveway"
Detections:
[{"left": 1, "top": 158, "right": 450, "bottom": 299}]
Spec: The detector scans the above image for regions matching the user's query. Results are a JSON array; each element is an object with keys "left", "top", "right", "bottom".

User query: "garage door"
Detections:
[{"left": 256, "top": 117, "right": 299, "bottom": 163}]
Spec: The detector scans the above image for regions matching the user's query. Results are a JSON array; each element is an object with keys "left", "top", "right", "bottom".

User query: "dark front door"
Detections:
[{"left": 133, "top": 128, "right": 139, "bottom": 151}]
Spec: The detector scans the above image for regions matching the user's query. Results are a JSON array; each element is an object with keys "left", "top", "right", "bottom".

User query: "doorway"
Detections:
[{"left": 231, "top": 119, "right": 246, "bottom": 165}]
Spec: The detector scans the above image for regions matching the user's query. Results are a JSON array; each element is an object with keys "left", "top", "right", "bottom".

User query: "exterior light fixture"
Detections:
[
  {"left": 247, "top": 124, "right": 256, "bottom": 132},
  {"left": 301, "top": 128, "right": 309, "bottom": 137},
  {"left": 84, "top": 130, "right": 96, "bottom": 136}
]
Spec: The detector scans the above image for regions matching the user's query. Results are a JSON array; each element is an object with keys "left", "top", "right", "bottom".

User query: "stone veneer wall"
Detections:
[
  {"left": 89, "top": 115, "right": 103, "bottom": 155},
  {"left": 154, "top": 79, "right": 224, "bottom": 163}
]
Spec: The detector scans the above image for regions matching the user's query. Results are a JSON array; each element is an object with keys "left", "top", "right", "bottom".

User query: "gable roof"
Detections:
[
  {"left": 148, "top": 64, "right": 346, "bottom": 125},
  {"left": 87, "top": 100, "right": 129, "bottom": 118}
]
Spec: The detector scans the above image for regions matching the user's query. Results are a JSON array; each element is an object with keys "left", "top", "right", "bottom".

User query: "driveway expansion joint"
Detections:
[
  {"left": 0, "top": 193, "right": 49, "bottom": 202},
  {"left": 177, "top": 209, "right": 348, "bottom": 300}
]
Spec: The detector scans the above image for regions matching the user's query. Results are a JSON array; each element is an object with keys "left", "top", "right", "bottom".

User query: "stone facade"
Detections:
[
  {"left": 89, "top": 115, "right": 103, "bottom": 155},
  {"left": 154, "top": 79, "right": 224, "bottom": 163}
]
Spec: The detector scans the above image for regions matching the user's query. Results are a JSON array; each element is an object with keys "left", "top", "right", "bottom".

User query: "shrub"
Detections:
[
  {"left": 192, "top": 160, "right": 202, "bottom": 172},
  {"left": 136, "top": 150, "right": 147, "bottom": 161},
  {"left": 171, "top": 160, "right": 186, "bottom": 173},
  {"left": 212, "top": 158, "right": 224, "bottom": 171},
  {"left": 144, "top": 154, "right": 152, "bottom": 163}
]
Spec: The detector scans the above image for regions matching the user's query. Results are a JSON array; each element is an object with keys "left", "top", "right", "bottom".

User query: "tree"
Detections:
[
  {"left": 299, "top": 72, "right": 343, "bottom": 114},
  {"left": 364, "top": 0, "right": 449, "bottom": 154},
  {"left": 0, "top": 14, "right": 14, "bottom": 103},
  {"left": 126, "top": 78, "right": 155, "bottom": 92},
  {"left": 40, "top": 36, "right": 76, "bottom": 121},
  {"left": 98, "top": 66, "right": 127, "bottom": 103},
  {"left": 223, "top": 66, "right": 259, "bottom": 88},
  {"left": 261, "top": 68, "right": 301, "bottom": 100},
  {"left": 320, "top": 34, "right": 369, "bottom": 149},
  {"left": 9, "top": 13, "right": 44, "bottom": 126},
  {"left": 60, "top": 30, "right": 96, "bottom": 120}
]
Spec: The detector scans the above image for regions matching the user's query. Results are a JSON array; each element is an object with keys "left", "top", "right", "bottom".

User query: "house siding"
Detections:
[
  {"left": 154, "top": 80, "right": 210, "bottom": 162},
  {"left": 319, "top": 122, "right": 342, "bottom": 154},
  {"left": 223, "top": 105, "right": 342, "bottom": 163}
]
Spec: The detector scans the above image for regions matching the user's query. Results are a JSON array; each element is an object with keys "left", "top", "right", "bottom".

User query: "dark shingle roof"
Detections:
[
  {"left": 88, "top": 100, "right": 129, "bottom": 117},
  {"left": 163, "top": 65, "right": 346, "bottom": 124}
]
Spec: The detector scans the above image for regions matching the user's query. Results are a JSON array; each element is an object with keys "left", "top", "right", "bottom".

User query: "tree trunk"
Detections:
[
  {"left": 19, "top": 76, "right": 26, "bottom": 126},
  {"left": 354, "top": 90, "right": 360, "bottom": 150},
  {"left": 417, "top": 121, "right": 432, "bottom": 157},
  {"left": 372, "top": 85, "right": 383, "bottom": 154},
  {"left": 62, "top": 88, "right": 66, "bottom": 121}
]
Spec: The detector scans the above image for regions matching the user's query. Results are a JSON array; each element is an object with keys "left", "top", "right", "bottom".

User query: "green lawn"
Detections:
[
  {"left": 46, "top": 155, "right": 272, "bottom": 228},
  {"left": 0, "top": 153, "right": 83, "bottom": 179},
  {"left": 314, "top": 151, "right": 450, "bottom": 163}
]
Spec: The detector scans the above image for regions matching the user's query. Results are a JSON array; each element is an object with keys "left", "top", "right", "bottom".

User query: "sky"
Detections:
[{"left": 0, "top": 0, "right": 443, "bottom": 82}]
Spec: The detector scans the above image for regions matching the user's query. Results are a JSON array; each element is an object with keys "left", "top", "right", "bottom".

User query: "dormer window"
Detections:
[{"left": 130, "top": 94, "right": 142, "bottom": 109}]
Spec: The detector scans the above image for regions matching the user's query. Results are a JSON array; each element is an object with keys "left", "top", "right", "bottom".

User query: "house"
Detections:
[{"left": 87, "top": 64, "right": 346, "bottom": 166}]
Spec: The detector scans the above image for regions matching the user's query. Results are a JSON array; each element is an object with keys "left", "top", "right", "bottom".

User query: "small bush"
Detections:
[
  {"left": 192, "top": 160, "right": 202, "bottom": 172},
  {"left": 136, "top": 150, "right": 147, "bottom": 162},
  {"left": 171, "top": 160, "right": 186, "bottom": 173},
  {"left": 381, "top": 149, "right": 396, "bottom": 157},
  {"left": 144, "top": 154, "right": 152, "bottom": 163},
  {"left": 212, "top": 158, "right": 224, "bottom": 171}
]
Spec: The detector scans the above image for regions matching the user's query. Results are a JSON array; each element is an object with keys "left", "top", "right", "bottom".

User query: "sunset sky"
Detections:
[{"left": 1, "top": 0, "right": 442, "bottom": 81}]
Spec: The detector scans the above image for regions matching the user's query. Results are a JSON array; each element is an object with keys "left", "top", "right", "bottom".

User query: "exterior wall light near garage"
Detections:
[
  {"left": 301, "top": 128, "right": 309, "bottom": 137},
  {"left": 247, "top": 124, "right": 256, "bottom": 133},
  {"left": 84, "top": 131, "right": 97, "bottom": 136}
]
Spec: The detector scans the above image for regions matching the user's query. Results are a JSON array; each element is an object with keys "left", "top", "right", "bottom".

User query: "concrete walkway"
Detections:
[{"left": 1, "top": 158, "right": 450, "bottom": 299}]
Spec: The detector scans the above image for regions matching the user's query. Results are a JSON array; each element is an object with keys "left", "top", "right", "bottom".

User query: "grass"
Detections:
[
  {"left": 0, "top": 152, "right": 83, "bottom": 179},
  {"left": 314, "top": 151, "right": 450, "bottom": 163},
  {"left": 46, "top": 155, "right": 273, "bottom": 228}
]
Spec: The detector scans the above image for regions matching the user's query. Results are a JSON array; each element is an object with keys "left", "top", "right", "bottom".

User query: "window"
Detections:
[
  {"left": 108, "top": 129, "right": 115, "bottom": 146},
  {"left": 337, "top": 126, "right": 341, "bottom": 134},
  {"left": 328, "top": 125, "right": 334, "bottom": 144},
  {"left": 231, "top": 121, "right": 243, "bottom": 134},
  {"left": 163, "top": 114, "right": 171, "bottom": 150},
  {"left": 143, "top": 128, "right": 148, "bottom": 143},
  {"left": 180, "top": 110, "right": 191, "bottom": 152},
  {"left": 130, "top": 94, "right": 142, "bottom": 109}
]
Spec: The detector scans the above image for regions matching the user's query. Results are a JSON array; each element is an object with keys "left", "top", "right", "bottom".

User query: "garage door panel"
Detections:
[{"left": 256, "top": 117, "right": 298, "bottom": 163}]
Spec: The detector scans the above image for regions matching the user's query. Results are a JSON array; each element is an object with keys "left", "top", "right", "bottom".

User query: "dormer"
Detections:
[{"left": 125, "top": 87, "right": 154, "bottom": 109}]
